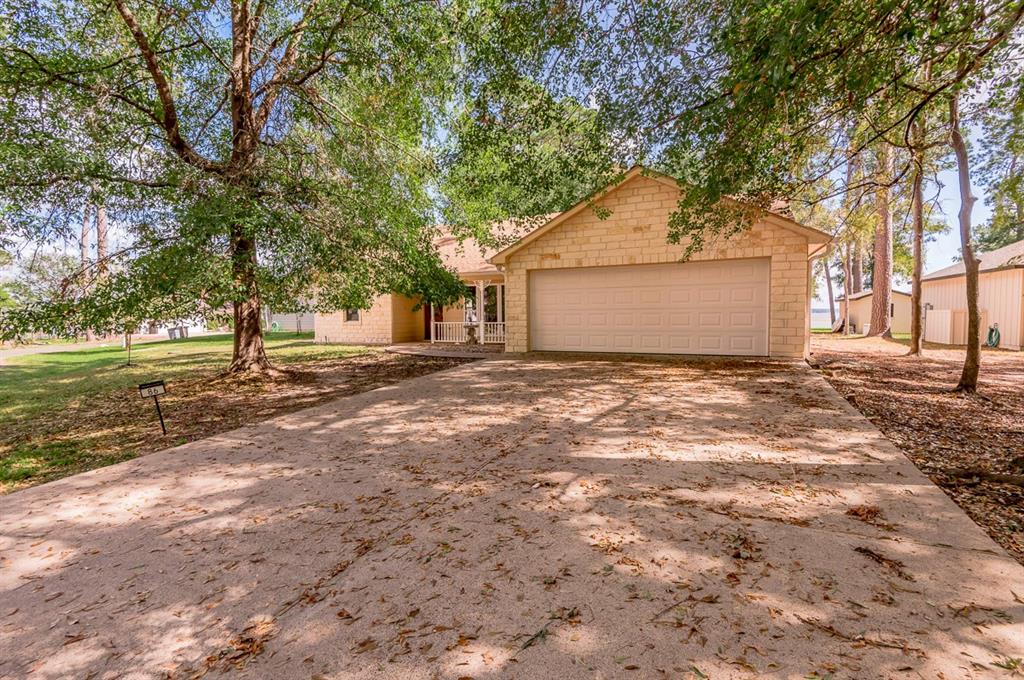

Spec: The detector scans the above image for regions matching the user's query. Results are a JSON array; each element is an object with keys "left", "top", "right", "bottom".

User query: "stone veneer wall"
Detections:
[
  {"left": 314, "top": 294, "right": 394, "bottom": 345},
  {"left": 501, "top": 175, "right": 812, "bottom": 358}
]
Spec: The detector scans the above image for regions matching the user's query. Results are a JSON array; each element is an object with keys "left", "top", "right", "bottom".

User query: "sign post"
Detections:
[{"left": 138, "top": 380, "right": 167, "bottom": 435}]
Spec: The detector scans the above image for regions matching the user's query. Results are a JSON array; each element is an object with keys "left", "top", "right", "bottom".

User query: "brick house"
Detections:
[{"left": 315, "top": 167, "right": 831, "bottom": 358}]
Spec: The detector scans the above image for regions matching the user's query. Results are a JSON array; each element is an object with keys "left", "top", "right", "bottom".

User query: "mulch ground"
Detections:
[
  {"left": 2, "top": 352, "right": 474, "bottom": 494},
  {"left": 810, "top": 335, "right": 1024, "bottom": 564}
]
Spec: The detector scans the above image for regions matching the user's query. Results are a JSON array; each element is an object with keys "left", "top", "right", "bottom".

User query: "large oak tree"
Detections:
[{"left": 0, "top": 0, "right": 585, "bottom": 371}]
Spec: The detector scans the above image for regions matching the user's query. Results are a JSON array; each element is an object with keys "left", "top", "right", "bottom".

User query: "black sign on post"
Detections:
[{"left": 139, "top": 380, "right": 167, "bottom": 435}]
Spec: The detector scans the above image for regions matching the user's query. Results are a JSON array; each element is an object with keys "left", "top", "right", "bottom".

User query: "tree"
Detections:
[
  {"left": 868, "top": 143, "right": 894, "bottom": 338},
  {"left": 0, "top": 0, "right": 550, "bottom": 371},
  {"left": 564, "top": 0, "right": 1023, "bottom": 387},
  {"left": 908, "top": 116, "right": 927, "bottom": 354},
  {"left": 79, "top": 203, "right": 95, "bottom": 341},
  {"left": 3, "top": 251, "right": 79, "bottom": 308},
  {"left": 976, "top": 54, "right": 1024, "bottom": 251},
  {"left": 950, "top": 94, "right": 982, "bottom": 392}
]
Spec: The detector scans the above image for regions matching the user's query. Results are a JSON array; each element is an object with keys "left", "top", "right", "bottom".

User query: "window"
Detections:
[
  {"left": 484, "top": 285, "right": 499, "bottom": 322},
  {"left": 890, "top": 303, "right": 895, "bottom": 318},
  {"left": 345, "top": 308, "right": 360, "bottom": 322}
]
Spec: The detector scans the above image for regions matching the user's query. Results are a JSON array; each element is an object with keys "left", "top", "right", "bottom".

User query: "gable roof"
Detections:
[
  {"left": 836, "top": 288, "right": 911, "bottom": 301},
  {"left": 489, "top": 166, "right": 831, "bottom": 265},
  {"left": 922, "top": 238, "right": 1024, "bottom": 281},
  {"left": 434, "top": 234, "right": 502, "bottom": 276},
  {"left": 434, "top": 216, "right": 553, "bottom": 276}
]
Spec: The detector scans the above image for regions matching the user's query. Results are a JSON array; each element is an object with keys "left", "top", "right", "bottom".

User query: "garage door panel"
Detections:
[
  {"left": 668, "top": 289, "right": 693, "bottom": 305},
  {"left": 700, "top": 289, "right": 723, "bottom": 304},
  {"left": 730, "top": 311, "right": 755, "bottom": 327},
  {"left": 529, "top": 259, "right": 770, "bottom": 356},
  {"left": 731, "top": 287, "right": 755, "bottom": 303},
  {"left": 730, "top": 336, "right": 755, "bottom": 352}
]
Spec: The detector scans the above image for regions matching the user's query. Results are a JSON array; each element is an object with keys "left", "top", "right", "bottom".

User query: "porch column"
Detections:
[
  {"left": 429, "top": 302, "right": 435, "bottom": 343},
  {"left": 497, "top": 284, "right": 504, "bottom": 323},
  {"left": 476, "top": 280, "right": 485, "bottom": 343}
]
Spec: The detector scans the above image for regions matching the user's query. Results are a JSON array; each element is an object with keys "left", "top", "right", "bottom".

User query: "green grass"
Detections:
[{"left": 0, "top": 332, "right": 370, "bottom": 488}]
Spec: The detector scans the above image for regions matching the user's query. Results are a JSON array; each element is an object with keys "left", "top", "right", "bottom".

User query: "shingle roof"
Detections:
[
  {"left": 434, "top": 216, "right": 553, "bottom": 275},
  {"left": 922, "top": 238, "right": 1024, "bottom": 281}
]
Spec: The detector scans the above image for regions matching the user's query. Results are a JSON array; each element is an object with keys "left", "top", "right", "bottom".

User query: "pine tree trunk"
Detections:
[
  {"left": 908, "top": 119, "right": 926, "bottom": 356},
  {"left": 851, "top": 248, "right": 863, "bottom": 293},
  {"left": 950, "top": 96, "right": 980, "bottom": 393},
  {"left": 868, "top": 143, "right": 894, "bottom": 338},
  {"left": 845, "top": 147, "right": 864, "bottom": 295},
  {"left": 824, "top": 247, "right": 836, "bottom": 325},
  {"left": 96, "top": 203, "right": 108, "bottom": 276},
  {"left": 842, "top": 245, "right": 852, "bottom": 335},
  {"left": 229, "top": 226, "right": 271, "bottom": 373},
  {"left": 80, "top": 204, "right": 95, "bottom": 342}
]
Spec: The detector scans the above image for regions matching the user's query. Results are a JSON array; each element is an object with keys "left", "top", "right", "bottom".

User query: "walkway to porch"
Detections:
[{"left": 386, "top": 342, "right": 505, "bottom": 359}]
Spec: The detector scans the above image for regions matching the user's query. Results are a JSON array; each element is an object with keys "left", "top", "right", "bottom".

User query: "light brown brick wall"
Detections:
[
  {"left": 314, "top": 294, "right": 394, "bottom": 345},
  {"left": 501, "top": 175, "right": 812, "bottom": 358},
  {"left": 391, "top": 295, "right": 426, "bottom": 343}
]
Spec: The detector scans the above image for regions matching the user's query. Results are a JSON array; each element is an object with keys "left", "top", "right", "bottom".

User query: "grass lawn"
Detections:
[{"left": 0, "top": 333, "right": 470, "bottom": 493}]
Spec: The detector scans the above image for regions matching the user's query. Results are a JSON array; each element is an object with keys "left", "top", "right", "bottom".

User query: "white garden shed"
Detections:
[{"left": 922, "top": 238, "right": 1024, "bottom": 350}]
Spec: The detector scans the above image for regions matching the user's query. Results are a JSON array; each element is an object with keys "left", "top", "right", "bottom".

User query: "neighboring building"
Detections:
[
  {"left": 316, "top": 167, "right": 831, "bottom": 358},
  {"left": 921, "top": 238, "right": 1024, "bottom": 350},
  {"left": 267, "top": 311, "right": 314, "bottom": 333},
  {"left": 835, "top": 289, "right": 911, "bottom": 335},
  {"left": 140, "top": 319, "right": 209, "bottom": 338}
]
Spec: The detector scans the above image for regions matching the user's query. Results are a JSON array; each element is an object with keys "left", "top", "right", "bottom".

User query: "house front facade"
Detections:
[
  {"left": 314, "top": 234, "right": 508, "bottom": 346},
  {"left": 316, "top": 167, "right": 831, "bottom": 358}
]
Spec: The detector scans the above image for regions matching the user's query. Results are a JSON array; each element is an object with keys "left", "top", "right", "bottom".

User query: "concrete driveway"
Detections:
[{"left": 2, "top": 357, "right": 1022, "bottom": 679}]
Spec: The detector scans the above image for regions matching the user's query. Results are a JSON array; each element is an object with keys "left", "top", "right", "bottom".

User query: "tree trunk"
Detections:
[
  {"left": 80, "top": 204, "right": 95, "bottom": 342},
  {"left": 229, "top": 226, "right": 272, "bottom": 373},
  {"left": 96, "top": 203, "right": 109, "bottom": 276},
  {"left": 824, "top": 247, "right": 836, "bottom": 325},
  {"left": 908, "top": 119, "right": 926, "bottom": 356},
  {"left": 842, "top": 245, "right": 852, "bottom": 335},
  {"left": 851, "top": 248, "right": 863, "bottom": 294},
  {"left": 950, "top": 96, "right": 980, "bottom": 393},
  {"left": 868, "top": 143, "right": 894, "bottom": 338}
]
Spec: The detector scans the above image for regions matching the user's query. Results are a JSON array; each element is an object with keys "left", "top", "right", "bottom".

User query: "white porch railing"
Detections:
[
  {"left": 483, "top": 322, "right": 506, "bottom": 344},
  {"left": 432, "top": 321, "right": 505, "bottom": 344},
  {"left": 433, "top": 321, "right": 468, "bottom": 343}
]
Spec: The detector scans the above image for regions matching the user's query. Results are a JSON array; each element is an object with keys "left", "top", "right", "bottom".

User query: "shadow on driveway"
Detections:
[{"left": 1, "top": 355, "right": 1022, "bottom": 679}]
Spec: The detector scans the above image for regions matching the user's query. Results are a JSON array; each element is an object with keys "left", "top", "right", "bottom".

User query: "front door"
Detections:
[{"left": 424, "top": 304, "right": 443, "bottom": 340}]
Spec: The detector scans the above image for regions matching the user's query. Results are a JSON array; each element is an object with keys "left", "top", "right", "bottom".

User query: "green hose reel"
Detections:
[{"left": 985, "top": 324, "right": 1001, "bottom": 348}]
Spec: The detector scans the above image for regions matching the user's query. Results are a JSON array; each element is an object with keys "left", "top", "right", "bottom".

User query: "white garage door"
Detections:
[{"left": 529, "top": 258, "right": 770, "bottom": 356}]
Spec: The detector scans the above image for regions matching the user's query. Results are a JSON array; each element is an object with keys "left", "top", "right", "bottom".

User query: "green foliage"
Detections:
[
  {"left": 441, "top": 78, "right": 618, "bottom": 241},
  {"left": 976, "top": 54, "right": 1024, "bottom": 251},
  {"left": 555, "top": 0, "right": 1023, "bottom": 254},
  {"left": 0, "top": 0, "right": 594, "bottom": 345}
]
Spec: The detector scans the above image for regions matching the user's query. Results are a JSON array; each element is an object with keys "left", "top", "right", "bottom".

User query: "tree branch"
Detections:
[{"left": 110, "top": 0, "right": 224, "bottom": 174}]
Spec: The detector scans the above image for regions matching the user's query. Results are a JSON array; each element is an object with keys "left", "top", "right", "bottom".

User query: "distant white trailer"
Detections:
[{"left": 140, "top": 319, "right": 209, "bottom": 339}]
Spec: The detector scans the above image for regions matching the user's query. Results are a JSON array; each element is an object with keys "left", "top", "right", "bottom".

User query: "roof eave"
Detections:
[{"left": 922, "top": 264, "right": 1024, "bottom": 283}]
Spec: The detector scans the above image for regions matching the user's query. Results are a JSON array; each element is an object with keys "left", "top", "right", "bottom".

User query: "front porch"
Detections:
[{"left": 429, "top": 278, "right": 506, "bottom": 345}]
